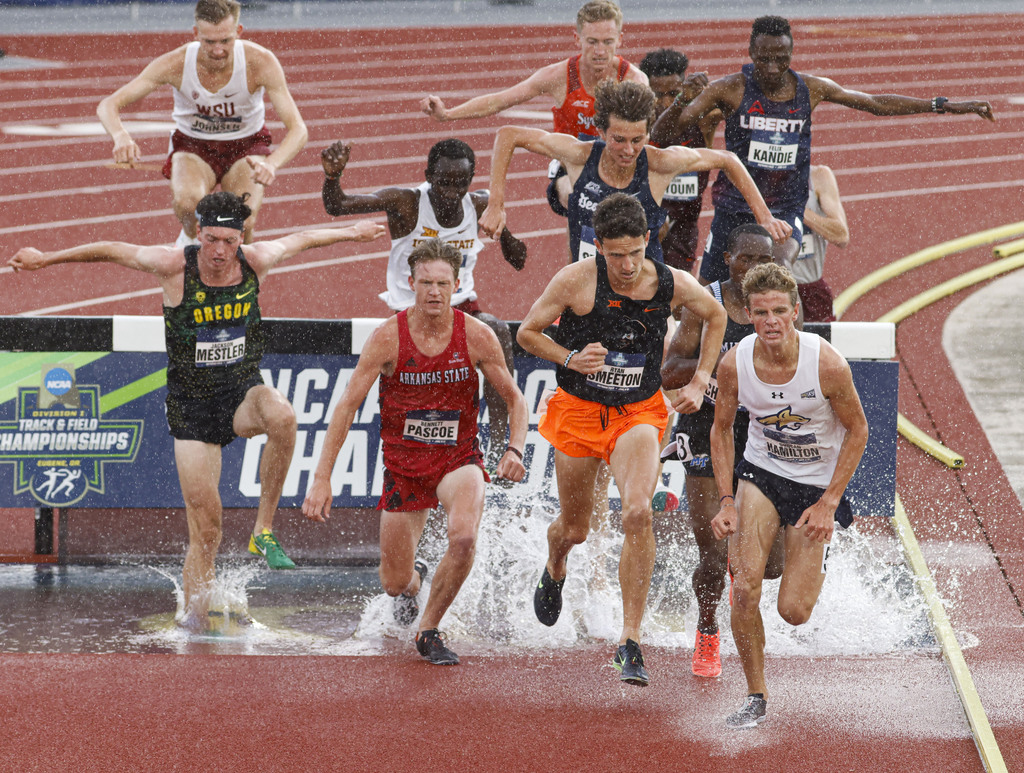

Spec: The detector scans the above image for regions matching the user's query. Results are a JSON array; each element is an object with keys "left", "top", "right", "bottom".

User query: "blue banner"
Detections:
[{"left": 0, "top": 352, "right": 897, "bottom": 516}]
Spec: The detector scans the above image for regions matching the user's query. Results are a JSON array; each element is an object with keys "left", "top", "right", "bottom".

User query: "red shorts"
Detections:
[
  {"left": 378, "top": 445, "right": 488, "bottom": 512},
  {"left": 162, "top": 127, "right": 272, "bottom": 182},
  {"left": 797, "top": 278, "right": 836, "bottom": 323},
  {"left": 539, "top": 388, "right": 669, "bottom": 464}
]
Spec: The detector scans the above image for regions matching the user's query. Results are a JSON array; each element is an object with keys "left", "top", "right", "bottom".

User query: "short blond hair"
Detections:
[
  {"left": 195, "top": 0, "right": 240, "bottom": 25},
  {"left": 408, "top": 238, "right": 462, "bottom": 282},
  {"left": 742, "top": 262, "right": 799, "bottom": 308},
  {"left": 576, "top": 0, "right": 622, "bottom": 31}
]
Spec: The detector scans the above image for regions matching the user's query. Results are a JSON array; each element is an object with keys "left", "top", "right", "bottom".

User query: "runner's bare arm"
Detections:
[
  {"left": 676, "top": 147, "right": 791, "bottom": 243},
  {"left": 803, "top": 165, "right": 849, "bottom": 248},
  {"left": 420, "top": 62, "right": 563, "bottom": 122},
  {"left": 466, "top": 318, "right": 528, "bottom": 482},
  {"left": 650, "top": 73, "right": 743, "bottom": 147},
  {"left": 661, "top": 294, "right": 711, "bottom": 389},
  {"left": 794, "top": 343, "right": 868, "bottom": 541},
  {"left": 516, "top": 263, "right": 607, "bottom": 374},
  {"left": 479, "top": 126, "right": 589, "bottom": 238},
  {"left": 247, "top": 44, "right": 308, "bottom": 186},
  {"left": 96, "top": 49, "right": 184, "bottom": 164},
  {"left": 244, "top": 222, "right": 386, "bottom": 278},
  {"left": 669, "top": 270, "right": 727, "bottom": 414},
  {"left": 471, "top": 192, "right": 526, "bottom": 270},
  {"left": 302, "top": 322, "right": 398, "bottom": 522},
  {"left": 709, "top": 350, "right": 740, "bottom": 540},
  {"left": 809, "top": 75, "right": 994, "bottom": 121}
]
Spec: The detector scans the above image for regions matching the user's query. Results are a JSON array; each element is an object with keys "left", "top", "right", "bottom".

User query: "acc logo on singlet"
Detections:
[
  {"left": 755, "top": 405, "right": 810, "bottom": 432},
  {"left": 0, "top": 364, "right": 143, "bottom": 506}
]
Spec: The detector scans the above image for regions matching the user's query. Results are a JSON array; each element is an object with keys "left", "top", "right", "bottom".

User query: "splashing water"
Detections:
[{"left": 352, "top": 475, "right": 936, "bottom": 657}]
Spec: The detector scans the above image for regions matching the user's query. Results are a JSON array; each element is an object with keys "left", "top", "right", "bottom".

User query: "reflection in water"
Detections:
[{"left": 0, "top": 486, "right": 934, "bottom": 657}]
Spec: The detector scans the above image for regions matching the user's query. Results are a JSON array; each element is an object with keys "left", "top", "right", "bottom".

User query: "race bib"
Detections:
[
  {"left": 798, "top": 231, "right": 815, "bottom": 259},
  {"left": 586, "top": 351, "right": 645, "bottom": 392},
  {"left": 662, "top": 172, "right": 700, "bottom": 202},
  {"left": 189, "top": 113, "right": 243, "bottom": 136},
  {"left": 195, "top": 326, "right": 246, "bottom": 367},
  {"left": 763, "top": 427, "right": 822, "bottom": 464},
  {"left": 578, "top": 225, "right": 597, "bottom": 262},
  {"left": 747, "top": 132, "right": 799, "bottom": 171},
  {"left": 402, "top": 409, "right": 460, "bottom": 446}
]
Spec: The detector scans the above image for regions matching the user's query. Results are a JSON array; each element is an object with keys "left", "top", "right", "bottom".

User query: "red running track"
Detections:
[{"left": 1, "top": 14, "right": 1024, "bottom": 771}]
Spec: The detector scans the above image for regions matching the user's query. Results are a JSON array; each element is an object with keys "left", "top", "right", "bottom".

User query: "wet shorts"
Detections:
[
  {"left": 378, "top": 444, "right": 488, "bottom": 512},
  {"left": 162, "top": 126, "right": 272, "bottom": 182},
  {"left": 453, "top": 298, "right": 482, "bottom": 316},
  {"left": 165, "top": 374, "right": 264, "bottom": 447},
  {"left": 736, "top": 458, "right": 853, "bottom": 529},
  {"left": 668, "top": 402, "right": 749, "bottom": 479},
  {"left": 539, "top": 388, "right": 669, "bottom": 465},
  {"left": 700, "top": 208, "right": 804, "bottom": 284},
  {"left": 797, "top": 277, "right": 836, "bottom": 323}
]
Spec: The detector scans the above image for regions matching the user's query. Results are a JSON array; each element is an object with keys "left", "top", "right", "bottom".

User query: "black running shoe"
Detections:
[
  {"left": 533, "top": 567, "right": 565, "bottom": 626},
  {"left": 415, "top": 628, "right": 459, "bottom": 665},
  {"left": 612, "top": 639, "right": 650, "bottom": 687},
  {"left": 725, "top": 694, "right": 767, "bottom": 729},
  {"left": 394, "top": 559, "right": 428, "bottom": 626}
]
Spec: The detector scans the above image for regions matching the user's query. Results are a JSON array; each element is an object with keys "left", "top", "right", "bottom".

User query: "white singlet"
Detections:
[
  {"left": 792, "top": 181, "right": 827, "bottom": 285},
  {"left": 172, "top": 40, "right": 266, "bottom": 141},
  {"left": 380, "top": 182, "right": 484, "bottom": 311},
  {"left": 737, "top": 331, "right": 846, "bottom": 486}
]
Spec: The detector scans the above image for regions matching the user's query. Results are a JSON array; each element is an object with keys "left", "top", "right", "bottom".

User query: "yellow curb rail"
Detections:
[
  {"left": 993, "top": 237, "right": 1024, "bottom": 259},
  {"left": 834, "top": 220, "right": 1024, "bottom": 319},
  {"left": 896, "top": 414, "right": 965, "bottom": 469},
  {"left": 893, "top": 496, "right": 1007, "bottom": 773}
]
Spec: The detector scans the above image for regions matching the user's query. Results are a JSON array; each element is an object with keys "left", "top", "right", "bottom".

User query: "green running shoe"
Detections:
[{"left": 248, "top": 529, "right": 295, "bottom": 569}]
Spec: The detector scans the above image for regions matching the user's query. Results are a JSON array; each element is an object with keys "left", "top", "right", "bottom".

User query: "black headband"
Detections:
[{"left": 196, "top": 210, "right": 245, "bottom": 231}]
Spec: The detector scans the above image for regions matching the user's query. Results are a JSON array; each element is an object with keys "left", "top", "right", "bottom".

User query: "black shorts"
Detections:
[
  {"left": 736, "top": 458, "right": 853, "bottom": 529},
  {"left": 667, "top": 402, "right": 748, "bottom": 479},
  {"left": 166, "top": 374, "right": 264, "bottom": 447}
]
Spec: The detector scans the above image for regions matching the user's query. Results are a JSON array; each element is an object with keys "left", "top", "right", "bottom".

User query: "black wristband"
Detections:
[
  {"left": 931, "top": 96, "right": 948, "bottom": 113},
  {"left": 505, "top": 446, "right": 523, "bottom": 460}
]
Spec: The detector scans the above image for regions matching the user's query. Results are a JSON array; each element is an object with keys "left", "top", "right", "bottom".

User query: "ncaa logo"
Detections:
[{"left": 44, "top": 367, "right": 73, "bottom": 396}]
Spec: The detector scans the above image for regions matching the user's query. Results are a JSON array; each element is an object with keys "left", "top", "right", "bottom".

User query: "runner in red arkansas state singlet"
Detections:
[{"left": 378, "top": 309, "right": 482, "bottom": 481}]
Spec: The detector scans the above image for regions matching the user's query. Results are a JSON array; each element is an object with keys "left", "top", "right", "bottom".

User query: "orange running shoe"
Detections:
[{"left": 692, "top": 629, "right": 722, "bottom": 678}]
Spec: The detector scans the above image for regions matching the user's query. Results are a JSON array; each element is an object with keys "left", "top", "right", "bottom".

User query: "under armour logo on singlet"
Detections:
[{"left": 772, "top": 391, "right": 784, "bottom": 399}]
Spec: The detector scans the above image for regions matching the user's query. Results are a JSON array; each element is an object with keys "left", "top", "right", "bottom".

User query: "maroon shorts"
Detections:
[
  {"left": 797, "top": 278, "right": 836, "bottom": 323},
  {"left": 378, "top": 446, "right": 488, "bottom": 512},
  {"left": 453, "top": 298, "right": 482, "bottom": 316},
  {"left": 162, "top": 127, "right": 272, "bottom": 182}
]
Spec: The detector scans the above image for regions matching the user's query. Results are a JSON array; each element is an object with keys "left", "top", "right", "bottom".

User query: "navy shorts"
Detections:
[
  {"left": 736, "top": 458, "right": 853, "bottom": 529},
  {"left": 700, "top": 208, "right": 804, "bottom": 284}
]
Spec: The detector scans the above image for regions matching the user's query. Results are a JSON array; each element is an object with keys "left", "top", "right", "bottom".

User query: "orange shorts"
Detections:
[{"left": 538, "top": 388, "right": 669, "bottom": 464}]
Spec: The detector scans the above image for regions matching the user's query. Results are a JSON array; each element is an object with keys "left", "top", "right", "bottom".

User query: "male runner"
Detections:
[
  {"left": 516, "top": 193, "right": 726, "bottom": 686},
  {"left": 321, "top": 137, "right": 526, "bottom": 466},
  {"left": 639, "top": 48, "right": 720, "bottom": 273},
  {"left": 302, "top": 239, "right": 528, "bottom": 666},
  {"left": 651, "top": 14, "right": 994, "bottom": 283},
  {"left": 9, "top": 191, "right": 385, "bottom": 631},
  {"left": 660, "top": 224, "right": 791, "bottom": 678},
  {"left": 97, "top": 0, "right": 308, "bottom": 244},
  {"left": 795, "top": 165, "right": 849, "bottom": 322},
  {"left": 420, "top": 0, "right": 647, "bottom": 214},
  {"left": 480, "top": 80, "right": 790, "bottom": 264},
  {"left": 709, "top": 262, "right": 868, "bottom": 728}
]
